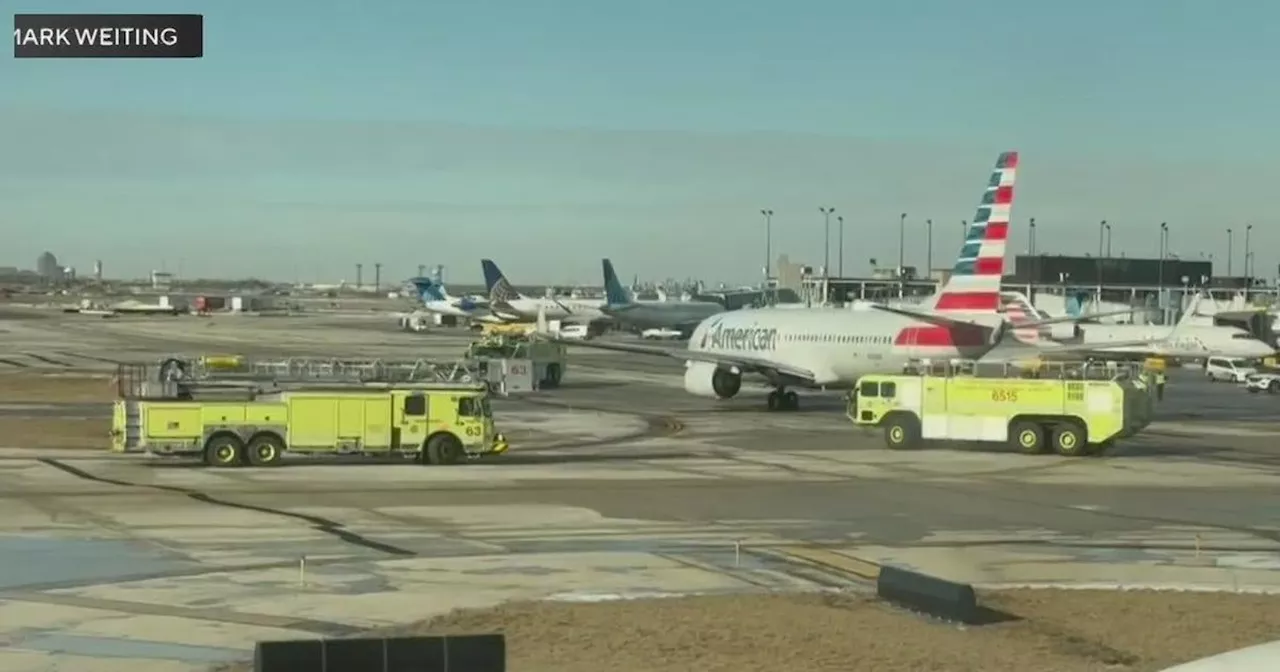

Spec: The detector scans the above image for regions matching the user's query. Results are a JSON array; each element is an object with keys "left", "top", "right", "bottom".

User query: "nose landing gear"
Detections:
[{"left": 766, "top": 388, "right": 799, "bottom": 411}]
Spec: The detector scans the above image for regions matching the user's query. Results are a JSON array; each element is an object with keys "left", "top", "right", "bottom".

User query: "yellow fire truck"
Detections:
[
  {"left": 112, "top": 357, "right": 508, "bottom": 467},
  {"left": 849, "top": 359, "right": 1154, "bottom": 456}
]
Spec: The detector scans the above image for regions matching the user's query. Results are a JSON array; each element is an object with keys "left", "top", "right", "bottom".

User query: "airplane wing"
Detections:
[
  {"left": 868, "top": 304, "right": 1002, "bottom": 330},
  {"left": 1015, "top": 308, "right": 1142, "bottom": 329},
  {"left": 981, "top": 336, "right": 1174, "bottom": 362}
]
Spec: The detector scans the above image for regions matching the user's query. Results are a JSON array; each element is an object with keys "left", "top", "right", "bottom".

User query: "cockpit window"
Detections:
[{"left": 1231, "top": 333, "right": 1255, "bottom": 339}]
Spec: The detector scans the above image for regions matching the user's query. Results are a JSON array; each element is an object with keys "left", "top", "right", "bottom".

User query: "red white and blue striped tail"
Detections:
[
  {"left": 1000, "top": 292, "right": 1042, "bottom": 344},
  {"left": 931, "top": 151, "right": 1017, "bottom": 313}
]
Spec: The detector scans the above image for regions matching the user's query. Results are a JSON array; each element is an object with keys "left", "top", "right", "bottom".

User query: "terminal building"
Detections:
[{"left": 781, "top": 254, "right": 1276, "bottom": 335}]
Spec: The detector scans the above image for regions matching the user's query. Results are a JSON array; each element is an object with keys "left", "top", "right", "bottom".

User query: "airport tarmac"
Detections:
[{"left": 1, "top": 308, "right": 1279, "bottom": 671}]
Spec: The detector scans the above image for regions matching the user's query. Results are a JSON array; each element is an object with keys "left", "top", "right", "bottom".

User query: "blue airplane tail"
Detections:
[
  {"left": 481, "top": 259, "right": 505, "bottom": 293},
  {"left": 408, "top": 277, "right": 447, "bottom": 302},
  {"left": 601, "top": 259, "right": 632, "bottom": 306}
]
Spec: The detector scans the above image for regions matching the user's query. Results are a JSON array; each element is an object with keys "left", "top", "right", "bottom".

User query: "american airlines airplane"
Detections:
[
  {"left": 1003, "top": 292, "right": 1275, "bottom": 359},
  {"left": 481, "top": 259, "right": 607, "bottom": 323},
  {"left": 549, "top": 151, "right": 1145, "bottom": 411},
  {"left": 601, "top": 259, "right": 724, "bottom": 337}
]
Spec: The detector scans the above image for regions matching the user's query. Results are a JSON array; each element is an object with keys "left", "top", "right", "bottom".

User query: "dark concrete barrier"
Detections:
[
  {"left": 876, "top": 565, "right": 978, "bottom": 624},
  {"left": 255, "top": 633, "right": 505, "bottom": 672}
]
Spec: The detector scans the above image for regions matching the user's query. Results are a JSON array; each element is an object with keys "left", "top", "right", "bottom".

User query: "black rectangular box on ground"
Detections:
[
  {"left": 255, "top": 638, "right": 323, "bottom": 672},
  {"left": 14, "top": 14, "right": 203, "bottom": 58},
  {"left": 253, "top": 634, "right": 505, "bottom": 672},
  {"left": 323, "top": 637, "right": 386, "bottom": 670},
  {"left": 443, "top": 633, "right": 506, "bottom": 672},
  {"left": 385, "top": 635, "right": 447, "bottom": 672}
]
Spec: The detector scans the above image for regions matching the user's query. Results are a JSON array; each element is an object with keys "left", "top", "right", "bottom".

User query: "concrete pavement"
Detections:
[{"left": 1, "top": 308, "right": 1279, "bottom": 670}]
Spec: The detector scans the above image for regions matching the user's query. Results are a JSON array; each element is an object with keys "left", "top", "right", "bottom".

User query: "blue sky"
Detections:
[{"left": 3, "top": 0, "right": 1279, "bottom": 284}]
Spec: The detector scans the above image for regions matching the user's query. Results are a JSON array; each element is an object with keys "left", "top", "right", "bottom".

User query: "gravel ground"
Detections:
[
  {"left": 213, "top": 589, "right": 1280, "bottom": 672},
  {"left": 0, "top": 373, "right": 117, "bottom": 403}
]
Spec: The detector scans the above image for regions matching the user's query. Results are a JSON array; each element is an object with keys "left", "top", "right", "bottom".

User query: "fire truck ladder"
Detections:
[{"left": 158, "top": 356, "right": 480, "bottom": 385}]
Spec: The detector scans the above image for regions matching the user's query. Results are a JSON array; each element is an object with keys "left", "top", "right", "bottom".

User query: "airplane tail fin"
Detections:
[
  {"left": 481, "top": 259, "right": 523, "bottom": 304},
  {"left": 999, "top": 291, "right": 1042, "bottom": 344},
  {"left": 1177, "top": 291, "right": 1204, "bottom": 327},
  {"left": 601, "top": 259, "right": 632, "bottom": 306},
  {"left": 926, "top": 151, "right": 1018, "bottom": 313},
  {"left": 408, "top": 277, "right": 447, "bottom": 302}
]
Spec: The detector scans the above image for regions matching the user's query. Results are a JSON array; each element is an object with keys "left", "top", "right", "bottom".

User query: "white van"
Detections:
[
  {"left": 1205, "top": 356, "right": 1256, "bottom": 383},
  {"left": 557, "top": 324, "right": 589, "bottom": 341}
]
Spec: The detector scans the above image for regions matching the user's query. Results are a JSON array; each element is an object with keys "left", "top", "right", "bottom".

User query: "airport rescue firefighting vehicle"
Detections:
[
  {"left": 849, "top": 359, "right": 1154, "bottom": 456},
  {"left": 110, "top": 356, "right": 508, "bottom": 467}
]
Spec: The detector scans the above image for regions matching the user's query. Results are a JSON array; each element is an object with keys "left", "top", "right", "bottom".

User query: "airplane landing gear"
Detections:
[{"left": 766, "top": 389, "right": 799, "bottom": 411}]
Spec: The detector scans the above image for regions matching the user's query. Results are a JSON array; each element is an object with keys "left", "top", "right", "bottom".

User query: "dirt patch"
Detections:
[
  {"left": 212, "top": 589, "right": 1280, "bottom": 672},
  {"left": 0, "top": 417, "right": 109, "bottom": 449},
  {"left": 0, "top": 374, "right": 116, "bottom": 403}
]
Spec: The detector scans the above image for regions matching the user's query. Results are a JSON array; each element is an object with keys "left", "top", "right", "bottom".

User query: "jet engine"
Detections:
[
  {"left": 684, "top": 360, "right": 742, "bottom": 399},
  {"left": 1044, "top": 322, "right": 1082, "bottom": 341}
]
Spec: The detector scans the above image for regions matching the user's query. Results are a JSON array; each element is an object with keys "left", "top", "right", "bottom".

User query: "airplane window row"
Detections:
[{"left": 786, "top": 333, "right": 892, "bottom": 344}]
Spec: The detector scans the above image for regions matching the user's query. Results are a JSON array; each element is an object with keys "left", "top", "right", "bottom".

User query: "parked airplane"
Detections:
[
  {"left": 1003, "top": 291, "right": 1275, "bottom": 359},
  {"left": 406, "top": 277, "right": 499, "bottom": 322},
  {"left": 544, "top": 151, "right": 1149, "bottom": 411},
  {"left": 600, "top": 259, "right": 723, "bottom": 338},
  {"left": 481, "top": 259, "right": 607, "bottom": 323}
]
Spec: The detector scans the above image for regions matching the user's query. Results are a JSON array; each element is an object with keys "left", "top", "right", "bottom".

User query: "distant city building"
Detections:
[
  {"left": 93, "top": 260, "right": 103, "bottom": 282},
  {"left": 36, "top": 251, "right": 59, "bottom": 281}
]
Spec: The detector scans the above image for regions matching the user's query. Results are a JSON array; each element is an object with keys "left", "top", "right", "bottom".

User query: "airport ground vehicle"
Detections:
[
  {"left": 1205, "top": 356, "right": 1257, "bottom": 383},
  {"left": 848, "top": 359, "right": 1154, "bottom": 456},
  {"left": 464, "top": 334, "right": 567, "bottom": 388},
  {"left": 112, "top": 357, "right": 508, "bottom": 466},
  {"left": 1244, "top": 368, "right": 1280, "bottom": 393}
]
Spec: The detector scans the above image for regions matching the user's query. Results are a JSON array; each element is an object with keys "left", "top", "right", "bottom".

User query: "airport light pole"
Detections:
[
  {"left": 837, "top": 215, "right": 845, "bottom": 277},
  {"left": 925, "top": 219, "right": 933, "bottom": 276},
  {"left": 1029, "top": 217, "right": 1037, "bottom": 298},
  {"left": 760, "top": 209, "right": 774, "bottom": 283},
  {"left": 820, "top": 207, "right": 835, "bottom": 279},
  {"left": 1159, "top": 222, "right": 1169, "bottom": 323},
  {"left": 898, "top": 213, "right": 907, "bottom": 275},
  {"left": 1097, "top": 220, "right": 1108, "bottom": 294},
  {"left": 1244, "top": 224, "right": 1253, "bottom": 279},
  {"left": 1227, "top": 227, "right": 1234, "bottom": 276}
]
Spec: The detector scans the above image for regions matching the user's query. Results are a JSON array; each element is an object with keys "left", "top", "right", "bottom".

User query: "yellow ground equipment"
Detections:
[
  {"left": 849, "top": 359, "right": 1154, "bottom": 457},
  {"left": 464, "top": 334, "right": 567, "bottom": 389},
  {"left": 111, "top": 357, "right": 508, "bottom": 467},
  {"left": 481, "top": 322, "right": 537, "bottom": 337}
]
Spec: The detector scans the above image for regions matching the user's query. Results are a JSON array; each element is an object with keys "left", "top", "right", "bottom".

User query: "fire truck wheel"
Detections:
[
  {"left": 542, "top": 363, "right": 562, "bottom": 389},
  {"left": 245, "top": 434, "right": 284, "bottom": 467},
  {"left": 1051, "top": 423, "right": 1087, "bottom": 457},
  {"left": 1009, "top": 420, "right": 1047, "bottom": 455},
  {"left": 882, "top": 413, "right": 920, "bottom": 450},
  {"left": 203, "top": 434, "right": 244, "bottom": 468},
  {"left": 425, "top": 433, "right": 464, "bottom": 466}
]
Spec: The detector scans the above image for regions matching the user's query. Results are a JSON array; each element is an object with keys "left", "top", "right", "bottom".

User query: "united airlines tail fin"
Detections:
[
  {"left": 408, "top": 277, "right": 449, "bottom": 303},
  {"left": 601, "top": 259, "right": 633, "bottom": 306},
  {"left": 480, "top": 259, "right": 524, "bottom": 304},
  {"left": 924, "top": 151, "right": 1018, "bottom": 313}
]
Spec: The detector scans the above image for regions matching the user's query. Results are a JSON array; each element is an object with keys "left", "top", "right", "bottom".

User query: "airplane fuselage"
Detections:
[
  {"left": 495, "top": 297, "right": 606, "bottom": 323},
  {"left": 685, "top": 307, "right": 996, "bottom": 386},
  {"left": 605, "top": 301, "right": 724, "bottom": 333},
  {"left": 1078, "top": 324, "right": 1274, "bottom": 359}
]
